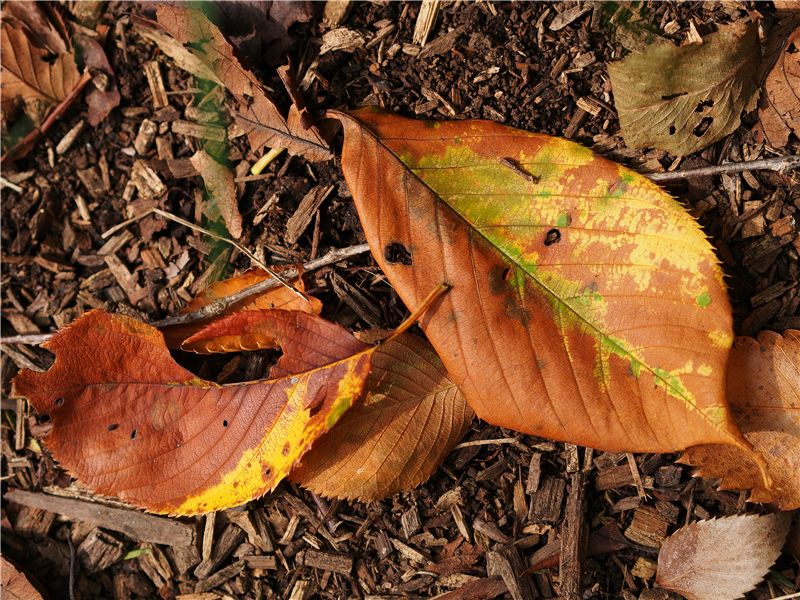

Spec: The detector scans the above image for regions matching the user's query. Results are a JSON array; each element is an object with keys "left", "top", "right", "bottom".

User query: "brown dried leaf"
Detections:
[
  {"left": 656, "top": 513, "right": 791, "bottom": 600},
  {"left": 1, "top": 16, "right": 82, "bottom": 125},
  {"left": 682, "top": 330, "right": 800, "bottom": 509},
  {"left": 608, "top": 19, "right": 760, "bottom": 156},
  {"left": 756, "top": 26, "right": 800, "bottom": 148},
  {"left": 291, "top": 333, "right": 474, "bottom": 500},
  {"left": 145, "top": 4, "right": 331, "bottom": 161},
  {"left": 189, "top": 149, "right": 243, "bottom": 239},
  {"left": 1, "top": 556, "right": 44, "bottom": 600}
]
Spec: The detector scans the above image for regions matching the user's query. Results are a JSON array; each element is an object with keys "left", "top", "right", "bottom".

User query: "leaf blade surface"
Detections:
[{"left": 338, "top": 109, "right": 744, "bottom": 453}]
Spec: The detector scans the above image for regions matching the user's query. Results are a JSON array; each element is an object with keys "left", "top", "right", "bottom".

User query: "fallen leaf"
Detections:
[
  {"left": 189, "top": 149, "right": 243, "bottom": 239},
  {"left": 2, "top": 0, "right": 68, "bottom": 54},
  {"left": 608, "top": 19, "right": 760, "bottom": 156},
  {"left": 1, "top": 15, "right": 82, "bottom": 125},
  {"left": 291, "top": 332, "right": 474, "bottom": 500},
  {"left": 141, "top": 5, "right": 331, "bottom": 161},
  {"left": 656, "top": 513, "right": 791, "bottom": 600},
  {"left": 13, "top": 309, "right": 372, "bottom": 515},
  {"left": 336, "top": 108, "right": 751, "bottom": 456},
  {"left": 74, "top": 33, "right": 121, "bottom": 126},
  {"left": 1, "top": 556, "right": 44, "bottom": 600},
  {"left": 682, "top": 330, "right": 800, "bottom": 509},
  {"left": 756, "top": 25, "right": 800, "bottom": 148},
  {"left": 161, "top": 266, "right": 323, "bottom": 351}
]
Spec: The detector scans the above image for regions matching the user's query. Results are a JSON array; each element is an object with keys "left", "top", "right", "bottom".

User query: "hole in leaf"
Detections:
[
  {"left": 384, "top": 242, "right": 412, "bottom": 265},
  {"left": 107, "top": 423, "right": 119, "bottom": 432},
  {"left": 54, "top": 397, "right": 64, "bottom": 407},
  {"left": 502, "top": 267, "right": 512, "bottom": 281},
  {"left": 669, "top": 125, "right": 676, "bottom": 135},
  {"left": 694, "top": 99, "right": 714, "bottom": 112},
  {"left": 39, "top": 413, "right": 51, "bottom": 423},
  {"left": 661, "top": 91, "right": 688, "bottom": 100},
  {"left": 264, "top": 466, "right": 272, "bottom": 477},
  {"left": 306, "top": 385, "right": 328, "bottom": 418},
  {"left": 544, "top": 228, "right": 562, "bottom": 246},
  {"left": 222, "top": 420, "right": 228, "bottom": 428},
  {"left": 282, "top": 442, "right": 291, "bottom": 456},
  {"left": 693, "top": 116, "right": 713, "bottom": 137},
  {"left": 130, "top": 429, "right": 137, "bottom": 440}
]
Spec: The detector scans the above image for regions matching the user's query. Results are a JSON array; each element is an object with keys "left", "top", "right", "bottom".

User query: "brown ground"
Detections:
[{"left": 2, "top": 2, "right": 799, "bottom": 599}]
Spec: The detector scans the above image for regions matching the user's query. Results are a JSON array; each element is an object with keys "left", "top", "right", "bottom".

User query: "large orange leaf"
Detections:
[
  {"left": 13, "top": 309, "right": 371, "bottom": 515},
  {"left": 160, "top": 266, "right": 322, "bottom": 351},
  {"left": 291, "top": 333, "right": 474, "bottom": 500},
  {"left": 336, "top": 108, "right": 748, "bottom": 455},
  {"left": 682, "top": 330, "right": 800, "bottom": 509}
]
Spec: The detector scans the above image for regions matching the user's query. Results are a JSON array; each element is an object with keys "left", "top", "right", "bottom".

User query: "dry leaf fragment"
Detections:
[
  {"left": 756, "top": 25, "right": 800, "bottom": 148},
  {"left": 140, "top": 5, "right": 331, "bottom": 161},
  {"left": 13, "top": 309, "right": 372, "bottom": 515},
  {"left": 337, "top": 108, "right": 750, "bottom": 457},
  {"left": 1, "top": 556, "right": 45, "bottom": 600},
  {"left": 656, "top": 513, "right": 791, "bottom": 600},
  {"left": 189, "top": 149, "right": 243, "bottom": 239},
  {"left": 161, "top": 266, "right": 323, "bottom": 351},
  {"left": 608, "top": 19, "right": 760, "bottom": 156},
  {"left": 291, "top": 333, "right": 474, "bottom": 500},
  {"left": 682, "top": 330, "right": 800, "bottom": 509}
]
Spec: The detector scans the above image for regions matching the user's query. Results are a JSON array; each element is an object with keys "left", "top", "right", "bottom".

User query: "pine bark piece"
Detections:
[
  {"left": 436, "top": 577, "right": 508, "bottom": 600},
  {"left": 302, "top": 549, "right": 353, "bottom": 575},
  {"left": 595, "top": 464, "right": 636, "bottom": 491},
  {"left": 624, "top": 506, "right": 669, "bottom": 548},
  {"left": 529, "top": 477, "right": 566, "bottom": 524},
  {"left": 134, "top": 119, "right": 158, "bottom": 155},
  {"left": 559, "top": 472, "right": 588, "bottom": 600},
  {"left": 194, "top": 559, "right": 245, "bottom": 593},
  {"left": 413, "top": 0, "right": 440, "bottom": 46},
  {"left": 166, "top": 544, "right": 201, "bottom": 576},
  {"left": 526, "top": 453, "right": 542, "bottom": 493},
  {"left": 486, "top": 546, "right": 537, "bottom": 600},
  {"left": 402, "top": 506, "right": 421, "bottom": 539},
  {"left": 285, "top": 185, "right": 334, "bottom": 244},
  {"left": 5, "top": 489, "right": 195, "bottom": 546},
  {"left": 144, "top": 61, "right": 168, "bottom": 109},
  {"left": 77, "top": 529, "right": 125, "bottom": 573},
  {"left": 194, "top": 523, "right": 245, "bottom": 579},
  {"left": 242, "top": 554, "right": 277, "bottom": 570}
]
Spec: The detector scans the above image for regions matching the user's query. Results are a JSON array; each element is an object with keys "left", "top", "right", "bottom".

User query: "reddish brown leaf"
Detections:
[
  {"left": 291, "top": 332, "right": 474, "bottom": 500},
  {"left": 160, "top": 266, "right": 322, "bottom": 351},
  {"left": 1, "top": 556, "right": 45, "bottom": 600},
  {"left": 74, "top": 33, "right": 120, "bottom": 127},
  {"left": 336, "top": 108, "right": 750, "bottom": 456},
  {"left": 13, "top": 309, "right": 372, "bottom": 515},
  {"left": 682, "top": 330, "right": 800, "bottom": 509},
  {"left": 756, "top": 25, "right": 800, "bottom": 148},
  {"left": 656, "top": 513, "right": 791, "bottom": 600}
]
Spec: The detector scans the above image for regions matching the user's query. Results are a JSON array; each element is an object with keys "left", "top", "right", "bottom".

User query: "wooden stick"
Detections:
[
  {"left": 647, "top": 155, "right": 800, "bottom": 182},
  {"left": 5, "top": 489, "right": 196, "bottom": 546},
  {"left": 559, "top": 472, "right": 588, "bottom": 600},
  {"left": 0, "top": 244, "right": 371, "bottom": 345}
]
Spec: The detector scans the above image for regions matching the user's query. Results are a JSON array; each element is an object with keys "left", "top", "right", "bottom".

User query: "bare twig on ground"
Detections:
[
  {"left": 647, "top": 155, "right": 800, "bottom": 181},
  {"left": 0, "top": 244, "right": 371, "bottom": 345}
]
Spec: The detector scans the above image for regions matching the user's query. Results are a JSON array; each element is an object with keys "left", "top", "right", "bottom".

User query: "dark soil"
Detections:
[{"left": 2, "top": 2, "right": 798, "bottom": 599}]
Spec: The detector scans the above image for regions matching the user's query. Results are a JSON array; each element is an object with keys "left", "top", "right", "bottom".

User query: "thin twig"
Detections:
[
  {"left": 150, "top": 208, "right": 307, "bottom": 301},
  {"left": 0, "top": 244, "right": 371, "bottom": 346},
  {"left": 647, "top": 155, "right": 800, "bottom": 182}
]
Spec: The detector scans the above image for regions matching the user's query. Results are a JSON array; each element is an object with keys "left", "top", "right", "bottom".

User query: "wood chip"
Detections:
[
  {"left": 130, "top": 160, "right": 166, "bottom": 199},
  {"left": 303, "top": 549, "right": 353, "bottom": 575},
  {"left": 78, "top": 528, "right": 125, "bottom": 573},
  {"left": 144, "top": 61, "right": 168, "bottom": 108},
  {"left": 195, "top": 559, "right": 245, "bottom": 593},
  {"left": 559, "top": 473, "right": 588, "bottom": 600},
  {"left": 77, "top": 167, "right": 106, "bottom": 199},
  {"left": 624, "top": 506, "right": 670, "bottom": 548},
  {"left": 242, "top": 554, "right": 277, "bottom": 570},
  {"left": 56, "top": 119, "right": 86, "bottom": 154},
  {"left": 413, "top": 0, "right": 440, "bottom": 46},
  {"left": 134, "top": 119, "right": 158, "bottom": 155},
  {"left": 529, "top": 477, "right": 566, "bottom": 523},
  {"left": 549, "top": 4, "right": 592, "bottom": 31},
  {"left": 323, "top": 0, "right": 351, "bottom": 27},
  {"left": 194, "top": 523, "right": 245, "bottom": 579},
  {"left": 487, "top": 546, "right": 537, "bottom": 600},
  {"left": 320, "top": 28, "right": 365, "bottom": 55},
  {"left": 172, "top": 120, "right": 227, "bottom": 142},
  {"left": 526, "top": 453, "right": 542, "bottom": 493},
  {"left": 286, "top": 184, "right": 335, "bottom": 244},
  {"left": 5, "top": 489, "right": 195, "bottom": 546},
  {"left": 402, "top": 506, "right": 421, "bottom": 539},
  {"left": 390, "top": 538, "right": 428, "bottom": 564}
]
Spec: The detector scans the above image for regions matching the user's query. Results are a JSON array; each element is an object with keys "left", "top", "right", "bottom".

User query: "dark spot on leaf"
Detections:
[
  {"left": 282, "top": 442, "right": 291, "bottom": 456},
  {"left": 233, "top": 481, "right": 239, "bottom": 488},
  {"left": 40, "top": 413, "right": 51, "bottom": 423},
  {"left": 130, "top": 429, "right": 137, "bottom": 440},
  {"left": 305, "top": 385, "right": 328, "bottom": 417},
  {"left": 544, "top": 228, "right": 561, "bottom": 246},
  {"left": 264, "top": 466, "right": 272, "bottom": 477},
  {"left": 502, "top": 267, "right": 512, "bottom": 281},
  {"left": 384, "top": 242, "right": 412, "bottom": 265},
  {"left": 661, "top": 92, "right": 688, "bottom": 101},
  {"left": 107, "top": 423, "right": 118, "bottom": 432},
  {"left": 54, "top": 397, "right": 64, "bottom": 407},
  {"left": 223, "top": 420, "right": 228, "bottom": 427},
  {"left": 693, "top": 116, "right": 713, "bottom": 137},
  {"left": 669, "top": 125, "right": 676, "bottom": 135}
]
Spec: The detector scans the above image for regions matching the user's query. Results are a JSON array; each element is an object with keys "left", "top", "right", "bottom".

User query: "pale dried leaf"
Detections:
[
  {"left": 291, "top": 333, "right": 474, "bottom": 500},
  {"left": 656, "top": 513, "right": 791, "bottom": 600},
  {"left": 608, "top": 19, "right": 760, "bottom": 156},
  {"left": 189, "top": 149, "right": 243, "bottom": 239}
]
